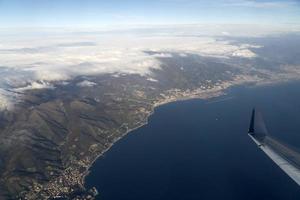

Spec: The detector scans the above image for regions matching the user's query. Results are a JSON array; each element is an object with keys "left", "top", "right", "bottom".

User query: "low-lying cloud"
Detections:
[{"left": 0, "top": 25, "right": 276, "bottom": 110}]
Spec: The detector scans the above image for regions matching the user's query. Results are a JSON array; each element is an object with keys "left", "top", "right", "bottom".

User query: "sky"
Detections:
[
  {"left": 0, "top": 0, "right": 300, "bottom": 27},
  {"left": 0, "top": 0, "right": 300, "bottom": 110}
]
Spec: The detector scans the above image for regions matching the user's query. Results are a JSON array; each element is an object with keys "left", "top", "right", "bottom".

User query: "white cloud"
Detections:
[
  {"left": 14, "top": 81, "right": 53, "bottom": 91},
  {"left": 224, "top": 0, "right": 299, "bottom": 8},
  {"left": 152, "top": 53, "right": 173, "bottom": 58},
  {"left": 222, "top": 31, "right": 230, "bottom": 36},
  {"left": 147, "top": 78, "right": 159, "bottom": 82},
  {"left": 179, "top": 53, "right": 187, "bottom": 57},
  {"left": 0, "top": 89, "right": 18, "bottom": 110},
  {"left": 77, "top": 80, "right": 97, "bottom": 87},
  {"left": 0, "top": 26, "right": 266, "bottom": 110},
  {"left": 232, "top": 49, "right": 257, "bottom": 58}
]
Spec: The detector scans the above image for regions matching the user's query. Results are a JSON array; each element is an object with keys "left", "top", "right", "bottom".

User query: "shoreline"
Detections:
[
  {"left": 80, "top": 77, "right": 246, "bottom": 194},
  {"left": 81, "top": 88, "right": 227, "bottom": 191},
  {"left": 81, "top": 77, "right": 300, "bottom": 196},
  {"left": 16, "top": 75, "right": 300, "bottom": 199}
]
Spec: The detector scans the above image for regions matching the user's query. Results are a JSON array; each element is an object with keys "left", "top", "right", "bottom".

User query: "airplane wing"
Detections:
[{"left": 248, "top": 109, "right": 300, "bottom": 186}]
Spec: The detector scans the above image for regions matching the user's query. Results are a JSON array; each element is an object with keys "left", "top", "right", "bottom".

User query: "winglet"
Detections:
[
  {"left": 248, "top": 108, "right": 255, "bottom": 134},
  {"left": 248, "top": 108, "right": 268, "bottom": 141}
]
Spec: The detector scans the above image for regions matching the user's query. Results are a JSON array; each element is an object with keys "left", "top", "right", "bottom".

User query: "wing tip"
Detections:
[
  {"left": 248, "top": 107, "right": 256, "bottom": 134},
  {"left": 248, "top": 107, "right": 268, "bottom": 141}
]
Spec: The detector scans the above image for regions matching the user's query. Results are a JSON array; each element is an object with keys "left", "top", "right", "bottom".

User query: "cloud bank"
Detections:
[{"left": 0, "top": 25, "right": 285, "bottom": 110}]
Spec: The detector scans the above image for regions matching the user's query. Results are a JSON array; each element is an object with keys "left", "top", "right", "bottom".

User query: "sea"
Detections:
[{"left": 86, "top": 81, "right": 300, "bottom": 200}]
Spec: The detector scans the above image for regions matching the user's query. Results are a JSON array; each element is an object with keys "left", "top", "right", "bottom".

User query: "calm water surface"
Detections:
[{"left": 86, "top": 82, "right": 300, "bottom": 200}]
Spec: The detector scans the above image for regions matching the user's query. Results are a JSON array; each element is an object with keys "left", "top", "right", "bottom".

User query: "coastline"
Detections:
[
  {"left": 19, "top": 76, "right": 244, "bottom": 199},
  {"left": 81, "top": 76, "right": 300, "bottom": 198},
  {"left": 82, "top": 78, "right": 300, "bottom": 200},
  {"left": 16, "top": 74, "right": 300, "bottom": 199},
  {"left": 80, "top": 76, "right": 248, "bottom": 196},
  {"left": 81, "top": 88, "right": 227, "bottom": 195}
]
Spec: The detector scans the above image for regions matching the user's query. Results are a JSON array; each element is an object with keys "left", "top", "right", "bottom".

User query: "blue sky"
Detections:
[{"left": 0, "top": 0, "right": 299, "bottom": 27}]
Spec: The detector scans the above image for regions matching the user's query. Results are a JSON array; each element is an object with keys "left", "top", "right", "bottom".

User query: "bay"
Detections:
[{"left": 86, "top": 81, "right": 300, "bottom": 200}]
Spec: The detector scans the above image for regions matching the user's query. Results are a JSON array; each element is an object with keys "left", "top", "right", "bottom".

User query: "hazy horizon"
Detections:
[{"left": 1, "top": 0, "right": 300, "bottom": 28}]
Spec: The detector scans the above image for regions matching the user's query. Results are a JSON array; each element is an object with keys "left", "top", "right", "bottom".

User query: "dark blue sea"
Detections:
[{"left": 86, "top": 81, "right": 300, "bottom": 200}]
